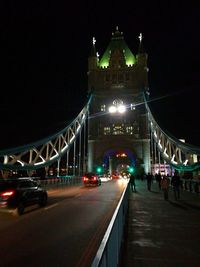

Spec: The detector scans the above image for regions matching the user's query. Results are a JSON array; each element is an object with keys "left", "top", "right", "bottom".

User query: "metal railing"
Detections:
[
  {"left": 91, "top": 180, "right": 129, "bottom": 267},
  {"left": 32, "top": 176, "right": 83, "bottom": 189},
  {"left": 181, "top": 178, "right": 200, "bottom": 194}
]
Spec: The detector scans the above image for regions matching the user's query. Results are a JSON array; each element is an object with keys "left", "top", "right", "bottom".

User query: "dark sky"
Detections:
[{"left": 0, "top": 1, "right": 200, "bottom": 149}]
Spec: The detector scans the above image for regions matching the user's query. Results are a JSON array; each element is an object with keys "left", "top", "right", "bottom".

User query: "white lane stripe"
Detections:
[{"left": 44, "top": 203, "right": 58, "bottom": 210}]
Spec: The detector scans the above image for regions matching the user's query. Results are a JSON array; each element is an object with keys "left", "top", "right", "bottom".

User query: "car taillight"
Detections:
[
  {"left": 1, "top": 191, "right": 15, "bottom": 200},
  {"left": 93, "top": 176, "right": 97, "bottom": 181},
  {"left": 83, "top": 177, "right": 88, "bottom": 182}
]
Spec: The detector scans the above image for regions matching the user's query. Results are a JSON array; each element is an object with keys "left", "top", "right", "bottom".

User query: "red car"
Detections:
[{"left": 83, "top": 173, "right": 101, "bottom": 186}]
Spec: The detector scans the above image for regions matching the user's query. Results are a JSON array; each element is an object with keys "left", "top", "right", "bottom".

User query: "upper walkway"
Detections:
[{"left": 121, "top": 179, "right": 200, "bottom": 267}]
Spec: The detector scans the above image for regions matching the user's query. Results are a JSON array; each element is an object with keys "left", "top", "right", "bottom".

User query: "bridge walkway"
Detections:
[{"left": 121, "top": 179, "right": 200, "bottom": 267}]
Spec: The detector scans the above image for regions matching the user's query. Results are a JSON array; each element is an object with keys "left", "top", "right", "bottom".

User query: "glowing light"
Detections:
[
  {"left": 164, "top": 148, "right": 169, "bottom": 158},
  {"left": 96, "top": 166, "right": 103, "bottom": 174},
  {"left": 193, "top": 154, "right": 198, "bottom": 163},
  {"left": 100, "top": 60, "right": 109, "bottom": 68},
  {"left": 50, "top": 153, "right": 58, "bottom": 160},
  {"left": 70, "top": 135, "right": 75, "bottom": 142},
  {"left": 118, "top": 105, "right": 126, "bottom": 113},
  {"left": 34, "top": 162, "right": 44, "bottom": 166},
  {"left": 17, "top": 160, "right": 24, "bottom": 166},
  {"left": 109, "top": 106, "right": 117, "bottom": 113},
  {"left": 184, "top": 159, "right": 188, "bottom": 165},
  {"left": 92, "top": 37, "right": 96, "bottom": 45},
  {"left": 158, "top": 140, "right": 162, "bottom": 149},
  {"left": 138, "top": 33, "right": 143, "bottom": 42},
  {"left": 171, "top": 154, "right": 177, "bottom": 164},
  {"left": 61, "top": 144, "right": 69, "bottom": 153}
]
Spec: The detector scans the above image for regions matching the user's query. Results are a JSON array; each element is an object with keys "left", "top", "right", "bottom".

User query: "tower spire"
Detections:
[
  {"left": 138, "top": 32, "right": 145, "bottom": 54},
  {"left": 90, "top": 36, "right": 97, "bottom": 57}
]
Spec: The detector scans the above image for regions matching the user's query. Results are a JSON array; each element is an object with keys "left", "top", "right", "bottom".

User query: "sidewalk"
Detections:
[{"left": 121, "top": 180, "right": 200, "bottom": 267}]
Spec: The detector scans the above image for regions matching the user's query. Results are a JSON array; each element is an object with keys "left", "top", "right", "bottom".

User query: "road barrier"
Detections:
[
  {"left": 181, "top": 178, "right": 200, "bottom": 194},
  {"left": 34, "top": 176, "right": 82, "bottom": 189},
  {"left": 91, "top": 180, "right": 129, "bottom": 267}
]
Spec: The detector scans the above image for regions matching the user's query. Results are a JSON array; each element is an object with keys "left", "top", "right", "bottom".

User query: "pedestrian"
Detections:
[
  {"left": 155, "top": 172, "right": 162, "bottom": 190},
  {"left": 146, "top": 172, "right": 153, "bottom": 191},
  {"left": 129, "top": 173, "right": 136, "bottom": 192},
  {"left": 161, "top": 175, "right": 170, "bottom": 200},
  {"left": 171, "top": 171, "right": 181, "bottom": 200}
]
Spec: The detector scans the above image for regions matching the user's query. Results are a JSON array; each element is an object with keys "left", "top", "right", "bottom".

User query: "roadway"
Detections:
[{"left": 0, "top": 179, "right": 127, "bottom": 267}]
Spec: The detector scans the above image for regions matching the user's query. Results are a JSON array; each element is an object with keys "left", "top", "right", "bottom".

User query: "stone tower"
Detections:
[{"left": 87, "top": 27, "right": 150, "bottom": 175}]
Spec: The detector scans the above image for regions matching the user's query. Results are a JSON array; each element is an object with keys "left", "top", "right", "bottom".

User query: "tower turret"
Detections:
[
  {"left": 136, "top": 33, "right": 149, "bottom": 91},
  {"left": 88, "top": 37, "right": 98, "bottom": 71},
  {"left": 87, "top": 28, "right": 151, "bottom": 174}
]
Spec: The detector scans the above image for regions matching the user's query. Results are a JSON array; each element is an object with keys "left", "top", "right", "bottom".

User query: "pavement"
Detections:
[{"left": 121, "top": 179, "right": 200, "bottom": 267}]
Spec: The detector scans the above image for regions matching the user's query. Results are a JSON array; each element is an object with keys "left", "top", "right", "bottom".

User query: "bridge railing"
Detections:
[
  {"left": 32, "top": 176, "right": 83, "bottom": 189},
  {"left": 181, "top": 178, "right": 200, "bottom": 194},
  {"left": 91, "top": 180, "right": 129, "bottom": 267}
]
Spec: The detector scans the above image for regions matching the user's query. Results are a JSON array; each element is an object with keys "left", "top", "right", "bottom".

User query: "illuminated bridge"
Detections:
[
  {"left": 0, "top": 27, "right": 200, "bottom": 177},
  {"left": 0, "top": 92, "right": 200, "bottom": 176},
  {"left": 0, "top": 27, "right": 200, "bottom": 267}
]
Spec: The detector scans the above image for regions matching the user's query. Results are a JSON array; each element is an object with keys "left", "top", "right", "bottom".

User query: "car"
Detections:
[
  {"left": 0, "top": 177, "right": 48, "bottom": 215},
  {"left": 83, "top": 173, "right": 101, "bottom": 186}
]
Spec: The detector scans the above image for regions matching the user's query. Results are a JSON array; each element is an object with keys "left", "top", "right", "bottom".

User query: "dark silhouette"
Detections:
[
  {"left": 155, "top": 172, "right": 162, "bottom": 190},
  {"left": 171, "top": 171, "right": 181, "bottom": 200},
  {"left": 161, "top": 175, "right": 170, "bottom": 200},
  {"left": 129, "top": 174, "right": 136, "bottom": 192},
  {"left": 146, "top": 172, "right": 153, "bottom": 191}
]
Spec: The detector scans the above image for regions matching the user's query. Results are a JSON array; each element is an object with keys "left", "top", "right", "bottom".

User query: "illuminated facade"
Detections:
[{"left": 87, "top": 27, "right": 150, "bottom": 174}]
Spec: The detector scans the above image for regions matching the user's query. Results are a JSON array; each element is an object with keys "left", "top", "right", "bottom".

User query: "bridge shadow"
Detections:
[
  {"left": 179, "top": 200, "right": 200, "bottom": 211},
  {"left": 149, "top": 190, "right": 160, "bottom": 194},
  {"left": 168, "top": 200, "right": 188, "bottom": 210}
]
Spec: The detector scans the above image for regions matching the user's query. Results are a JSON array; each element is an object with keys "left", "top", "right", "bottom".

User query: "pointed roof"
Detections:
[{"left": 99, "top": 27, "right": 136, "bottom": 68}]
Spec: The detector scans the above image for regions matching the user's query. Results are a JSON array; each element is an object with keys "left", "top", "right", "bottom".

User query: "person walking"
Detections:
[
  {"left": 161, "top": 175, "right": 170, "bottom": 200},
  {"left": 171, "top": 171, "right": 181, "bottom": 200},
  {"left": 129, "top": 173, "right": 136, "bottom": 192},
  {"left": 155, "top": 172, "right": 162, "bottom": 190},
  {"left": 146, "top": 172, "right": 153, "bottom": 191}
]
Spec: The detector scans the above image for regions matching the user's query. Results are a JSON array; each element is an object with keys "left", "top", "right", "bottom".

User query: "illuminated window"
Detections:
[
  {"left": 130, "top": 103, "right": 135, "bottom": 110},
  {"left": 113, "top": 125, "right": 124, "bottom": 135},
  {"left": 104, "top": 127, "right": 111, "bottom": 135},
  {"left": 126, "top": 126, "right": 133, "bottom": 135},
  {"left": 101, "top": 105, "right": 106, "bottom": 112}
]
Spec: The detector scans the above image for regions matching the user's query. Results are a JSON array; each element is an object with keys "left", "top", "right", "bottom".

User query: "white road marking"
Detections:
[{"left": 44, "top": 203, "right": 58, "bottom": 210}]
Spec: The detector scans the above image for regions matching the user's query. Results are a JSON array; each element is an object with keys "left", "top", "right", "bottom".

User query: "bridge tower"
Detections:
[{"left": 87, "top": 27, "right": 150, "bottom": 175}]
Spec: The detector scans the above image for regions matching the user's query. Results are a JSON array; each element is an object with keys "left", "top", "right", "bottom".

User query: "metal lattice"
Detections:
[
  {"left": 0, "top": 97, "right": 91, "bottom": 170},
  {"left": 144, "top": 93, "right": 200, "bottom": 171}
]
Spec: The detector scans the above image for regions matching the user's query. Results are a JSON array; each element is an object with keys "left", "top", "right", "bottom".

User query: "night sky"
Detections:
[{"left": 0, "top": 1, "right": 200, "bottom": 149}]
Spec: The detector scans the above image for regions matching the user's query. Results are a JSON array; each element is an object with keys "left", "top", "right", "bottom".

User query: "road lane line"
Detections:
[
  {"left": 44, "top": 203, "right": 58, "bottom": 210},
  {"left": 75, "top": 202, "right": 116, "bottom": 267}
]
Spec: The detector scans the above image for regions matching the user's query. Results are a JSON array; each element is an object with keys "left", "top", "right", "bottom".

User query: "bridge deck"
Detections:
[{"left": 121, "top": 179, "right": 200, "bottom": 267}]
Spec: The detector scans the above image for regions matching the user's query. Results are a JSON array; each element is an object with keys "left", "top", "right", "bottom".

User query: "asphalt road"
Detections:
[{"left": 0, "top": 179, "right": 127, "bottom": 267}]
